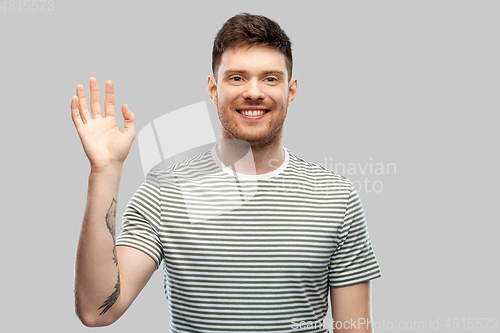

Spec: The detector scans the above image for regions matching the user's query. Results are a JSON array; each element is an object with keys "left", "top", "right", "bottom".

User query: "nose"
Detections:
[{"left": 242, "top": 79, "right": 265, "bottom": 101}]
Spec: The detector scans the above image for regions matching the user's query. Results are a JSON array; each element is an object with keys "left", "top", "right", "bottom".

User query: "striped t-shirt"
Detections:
[{"left": 117, "top": 146, "right": 381, "bottom": 333}]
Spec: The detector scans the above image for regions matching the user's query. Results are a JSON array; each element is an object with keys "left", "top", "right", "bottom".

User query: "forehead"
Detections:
[{"left": 218, "top": 45, "right": 287, "bottom": 76}]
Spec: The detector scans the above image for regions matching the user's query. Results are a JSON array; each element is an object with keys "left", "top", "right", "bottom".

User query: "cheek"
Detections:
[
  {"left": 267, "top": 86, "right": 288, "bottom": 104},
  {"left": 217, "top": 89, "right": 238, "bottom": 107},
  {"left": 275, "top": 91, "right": 288, "bottom": 107}
]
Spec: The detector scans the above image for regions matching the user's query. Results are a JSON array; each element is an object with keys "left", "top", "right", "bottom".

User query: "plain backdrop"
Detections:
[{"left": 1, "top": 1, "right": 498, "bottom": 332}]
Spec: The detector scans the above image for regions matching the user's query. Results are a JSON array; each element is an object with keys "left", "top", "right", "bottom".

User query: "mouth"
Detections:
[{"left": 236, "top": 108, "right": 270, "bottom": 117}]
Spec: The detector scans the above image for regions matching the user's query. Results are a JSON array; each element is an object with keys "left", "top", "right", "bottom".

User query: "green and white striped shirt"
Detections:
[{"left": 117, "top": 146, "right": 381, "bottom": 333}]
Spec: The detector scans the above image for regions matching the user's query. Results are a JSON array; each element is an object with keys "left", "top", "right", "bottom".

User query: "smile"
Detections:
[{"left": 237, "top": 109, "right": 270, "bottom": 116}]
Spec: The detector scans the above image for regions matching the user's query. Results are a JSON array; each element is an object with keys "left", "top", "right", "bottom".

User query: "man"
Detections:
[{"left": 72, "top": 13, "right": 381, "bottom": 332}]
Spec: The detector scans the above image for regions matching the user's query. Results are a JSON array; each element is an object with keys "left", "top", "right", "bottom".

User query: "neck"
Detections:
[{"left": 217, "top": 139, "right": 285, "bottom": 175}]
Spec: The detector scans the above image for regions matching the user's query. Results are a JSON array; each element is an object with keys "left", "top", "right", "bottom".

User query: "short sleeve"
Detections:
[
  {"left": 116, "top": 171, "right": 164, "bottom": 269},
  {"left": 329, "top": 185, "right": 381, "bottom": 287}
]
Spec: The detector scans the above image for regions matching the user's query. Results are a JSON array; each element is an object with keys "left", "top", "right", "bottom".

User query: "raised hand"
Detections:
[{"left": 71, "top": 78, "right": 136, "bottom": 172}]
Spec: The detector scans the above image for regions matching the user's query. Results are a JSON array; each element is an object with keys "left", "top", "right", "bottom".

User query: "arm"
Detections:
[
  {"left": 330, "top": 282, "right": 374, "bottom": 333},
  {"left": 72, "top": 78, "right": 155, "bottom": 327},
  {"left": 328, "top": 185, "right": 381, "bottom": 332}
]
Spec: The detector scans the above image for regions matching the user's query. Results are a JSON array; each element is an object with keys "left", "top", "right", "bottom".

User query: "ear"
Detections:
[
  {"left": 287, "top": 77, "right": 298, "bottom": 107},
  {"left": 207, "top": 75, "right": 218, "bottom": 107}
]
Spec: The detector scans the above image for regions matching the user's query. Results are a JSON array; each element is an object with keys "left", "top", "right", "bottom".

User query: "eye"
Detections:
[
  {"left": 265, "top": 77, "right": 278, "bottom": 83},
  {"left": 230, "top": 76, "right": 243, "bottom": 82}
]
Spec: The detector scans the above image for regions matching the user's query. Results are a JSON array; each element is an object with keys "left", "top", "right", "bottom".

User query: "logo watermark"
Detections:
[
  {"left": 137, "top": 102, "right": 397, "bottom": 225},
  {"left": 318, "top": 157, "right": 396, "bottom": 194},
  {"left": 1, "top": 0, "right": 55, "bottom": 11},
  {"left": 291, "top": 317, "right": 499, "bottom": 331}
]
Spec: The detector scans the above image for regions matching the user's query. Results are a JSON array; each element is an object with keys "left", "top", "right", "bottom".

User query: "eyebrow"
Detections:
[{"left": 223, "top": 69, "right": 286, "bottom": 77}]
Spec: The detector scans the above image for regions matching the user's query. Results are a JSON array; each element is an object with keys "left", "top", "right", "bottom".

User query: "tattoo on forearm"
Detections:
[
  {"left": 105, "top": 198, "right": 118, "bottom": 266},
  {"left": 98, "top": 198, "right": 120, "bottom": 315},
  {"left": 98, "top": 273, "right": 120, "bottom": 315}
]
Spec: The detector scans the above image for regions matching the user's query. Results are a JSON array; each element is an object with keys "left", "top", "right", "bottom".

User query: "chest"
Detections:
[{"left": 159, "top": 195, "right": 344, "bottom": 283}]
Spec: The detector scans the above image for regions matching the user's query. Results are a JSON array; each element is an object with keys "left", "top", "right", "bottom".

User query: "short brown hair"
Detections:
[{"left": 212, "top": 13, "right": 293, "bottom": 81}]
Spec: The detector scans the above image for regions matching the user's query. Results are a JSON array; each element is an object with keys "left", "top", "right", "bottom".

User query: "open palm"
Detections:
[{"left": 71, "top": 78, "right": 136, "bottom": 172}]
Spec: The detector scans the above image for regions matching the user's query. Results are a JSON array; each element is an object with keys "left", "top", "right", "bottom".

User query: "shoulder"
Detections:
[
  {"left": 147, "top": 149, "right": 225, "bottom": 192},
  {"left": 151, "top": 149, "right": 217, "bottom": 177},
  {"left": 284, "top": 149, "right": 354, "bottom": 189}
]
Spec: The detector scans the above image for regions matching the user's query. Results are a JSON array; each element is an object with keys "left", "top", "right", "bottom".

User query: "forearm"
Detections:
[{"left": 75, "top": 167, "right": 124, "bottom": 326}]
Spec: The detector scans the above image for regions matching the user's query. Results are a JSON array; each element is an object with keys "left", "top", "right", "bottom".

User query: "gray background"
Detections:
[{"left": 1, "top": 0, "right": 498, "bottom": 332}]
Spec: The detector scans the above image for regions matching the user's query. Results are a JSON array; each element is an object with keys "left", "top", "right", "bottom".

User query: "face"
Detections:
[{"left": 208, "top": 45, "right": 297, "bottom": 149}]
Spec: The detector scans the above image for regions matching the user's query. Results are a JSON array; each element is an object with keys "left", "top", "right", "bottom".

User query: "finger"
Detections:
[
  {"left": 104, "top": 80, "right": 116, "bottom": 117},
  {"left": 70, "top": 95, "right": 84, "bottom": 129},
  {"left": 89, "top": 77, "right": 102, "bottom": 119},
  {"left": 76, "top": 84, "right": 90, "bottom": 124},
  {"left": 121, "top": 104, "right": 136, "bottom": 137}
]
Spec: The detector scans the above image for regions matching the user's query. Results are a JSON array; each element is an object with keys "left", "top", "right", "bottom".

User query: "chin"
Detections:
[{"left": 238, "top": 129, "right": 283, "bottom": 149}]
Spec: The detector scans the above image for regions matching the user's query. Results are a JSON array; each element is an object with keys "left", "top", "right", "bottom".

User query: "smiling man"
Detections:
[{"left": 73, "top": 13, "right": 381, "bottom": 332}]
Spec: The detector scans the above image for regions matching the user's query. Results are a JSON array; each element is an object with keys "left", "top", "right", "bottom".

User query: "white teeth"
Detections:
[{"left": 240, "top": 110, "right": 266, "bottom": 116}]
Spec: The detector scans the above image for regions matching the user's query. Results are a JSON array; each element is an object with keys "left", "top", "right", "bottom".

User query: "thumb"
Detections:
[{"left": 122, "top": 104, "right": 136, "bottom": 138}]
